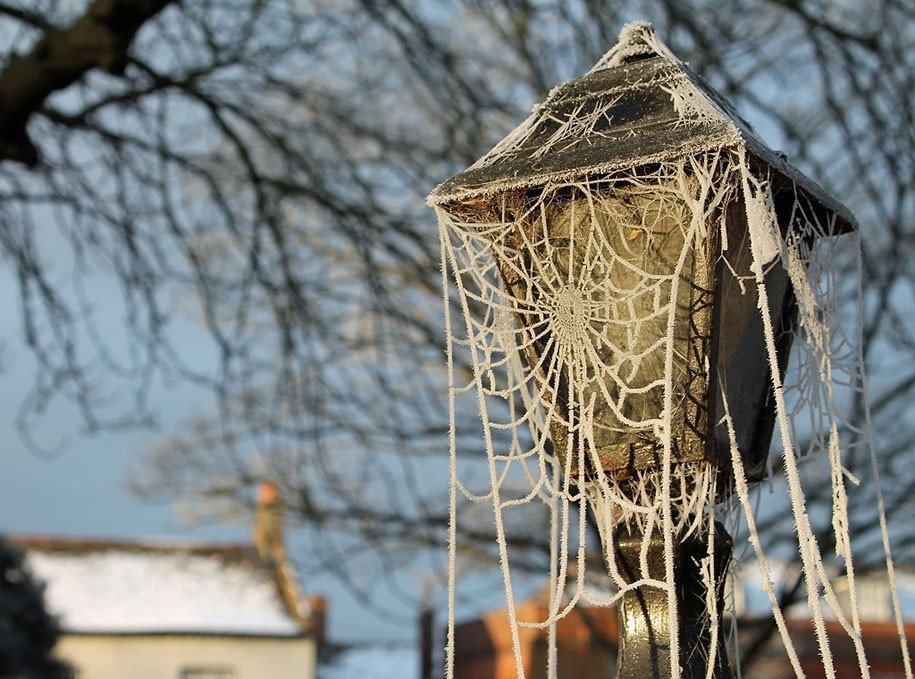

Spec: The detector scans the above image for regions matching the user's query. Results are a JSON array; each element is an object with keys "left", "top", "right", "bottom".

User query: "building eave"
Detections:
[{"left": 58, "top": 630, "right": 313, "bottom": 640}]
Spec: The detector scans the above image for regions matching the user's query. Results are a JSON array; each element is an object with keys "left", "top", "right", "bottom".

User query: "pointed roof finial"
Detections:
[
  {"left": 598, "top": 21, "right": 682, "bottom": 68},
  {"left": 615, "top": 21, "right": 658, "bottom": 62}
]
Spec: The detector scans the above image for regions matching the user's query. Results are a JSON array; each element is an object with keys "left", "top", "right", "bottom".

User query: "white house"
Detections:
[{"left": 12, "top": 484, "right": 323, "bottom": 679}]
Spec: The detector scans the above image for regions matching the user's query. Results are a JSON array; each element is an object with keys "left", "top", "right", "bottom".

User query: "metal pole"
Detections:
[
  {"left": 613, "top": 521, "right": 733, "bottom": 679},
  {"left": 420, "top": 599, "right": 434, "bottom": 679}
]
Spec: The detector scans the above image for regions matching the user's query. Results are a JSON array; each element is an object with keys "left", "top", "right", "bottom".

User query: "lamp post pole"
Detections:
[{"left": 613, "top": 523, "right": 732, "bottom": 679}]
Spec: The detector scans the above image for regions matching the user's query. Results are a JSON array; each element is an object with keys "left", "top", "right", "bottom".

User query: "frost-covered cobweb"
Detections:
[{"left": 431, "top": 22, "right": 912, "bottom": 679}]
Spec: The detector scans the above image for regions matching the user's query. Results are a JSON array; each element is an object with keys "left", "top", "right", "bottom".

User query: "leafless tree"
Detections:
[{"left": 2, "top": 0, "right": 914, "bottom": 661}]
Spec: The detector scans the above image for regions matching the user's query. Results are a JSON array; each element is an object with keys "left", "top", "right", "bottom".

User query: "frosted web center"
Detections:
[{"left": 549, "top": 285, "right": 589, "bottom": 348}]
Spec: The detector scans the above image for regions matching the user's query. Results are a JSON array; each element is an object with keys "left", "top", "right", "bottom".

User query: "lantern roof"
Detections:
[{"left": 428, "top": 22, "right": 855, "bottom": 231}]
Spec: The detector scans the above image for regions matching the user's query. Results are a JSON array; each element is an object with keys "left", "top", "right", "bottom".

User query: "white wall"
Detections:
[{"left": 55, "top": 634, "right": 317, "bottom": 679}]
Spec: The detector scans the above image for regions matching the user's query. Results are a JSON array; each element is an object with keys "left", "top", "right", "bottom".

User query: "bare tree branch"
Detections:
[{"left": 0, "top": 0, "right": 175, "bottom": 164}]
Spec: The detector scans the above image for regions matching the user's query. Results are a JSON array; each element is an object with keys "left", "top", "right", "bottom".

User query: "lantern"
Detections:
[{"left": 431, "top": 23, "right": 853, "bottom": 491}]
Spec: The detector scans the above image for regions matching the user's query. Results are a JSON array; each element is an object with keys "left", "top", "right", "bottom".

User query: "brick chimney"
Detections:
[
  {"left": 254, "top": 480, "right": 284, "bottom": 562},
  {"left": 253, "top": 481, "right": 315, "bottom": 635},
  {"left": 307, "top": 595, "right": 327, "bottom": 646}
]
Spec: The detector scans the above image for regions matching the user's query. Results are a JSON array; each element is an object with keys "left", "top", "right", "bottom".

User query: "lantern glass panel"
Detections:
[{"left": 498, "top": 180, "right": 715, "bottom": 476}]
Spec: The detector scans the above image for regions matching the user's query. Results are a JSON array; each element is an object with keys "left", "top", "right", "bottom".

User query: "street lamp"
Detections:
[{"left": 431, "top": 22, "right": 854, "bottom": 678}]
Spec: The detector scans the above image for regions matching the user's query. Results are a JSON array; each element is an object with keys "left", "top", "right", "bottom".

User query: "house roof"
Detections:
[
  {"left": 428, "top": 21, "right": 855, "bottom": 232},
  {"left": 321, "top": 643, "right": 419, "bottom": 679},
  {"left": 11, "top": 535, "right": 308, "bottom": 638}
]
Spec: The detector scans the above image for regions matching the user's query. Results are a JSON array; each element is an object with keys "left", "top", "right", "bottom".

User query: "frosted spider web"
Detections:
[{"left": 432, "top": 23, "right": 912, "bottom": 679}]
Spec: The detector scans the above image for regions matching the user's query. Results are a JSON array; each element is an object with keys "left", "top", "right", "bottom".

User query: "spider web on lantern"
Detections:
[{"left": 436, "top": 145, "right": 912, "bottom": 679}]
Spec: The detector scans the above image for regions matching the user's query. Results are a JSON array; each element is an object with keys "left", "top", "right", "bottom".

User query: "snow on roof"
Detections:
[
  {"left": 320, "top": 643, "right": 418, "bottom": 679},
  {"left": 16, "top": 537, "right": 305, "bottom": 637}
]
